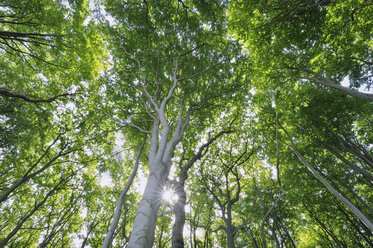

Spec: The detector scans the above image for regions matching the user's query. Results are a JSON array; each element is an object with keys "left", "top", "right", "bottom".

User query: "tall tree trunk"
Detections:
[
  {"left": 128, "top": 109, "right": 189, "bottom": 247},
  {"left": 171, "top": 130, "right": 231, "bottom": 248},
  {"left": 226, "top": 205, "right": 235, "bottom": 248},
  {"left": 293, "top": 68, "right": 373, "bottom": 102},
  {"left": 127, "top": 164, "right": 169, "bottom": 248},
  {"left": 320, "top": 141, "right": 373, "bottom": 183},
  {"left": 312, "top": 76, "right": 373, "bottom": 102},
  {"left": 281, "top": 126, "right": 373, "bottom": 232},
  {"left": 172, "top": 180, "right": 186, "bottom": 248},
  {"left": 102, "top": 135, "right": 146, "bottom": 248}
]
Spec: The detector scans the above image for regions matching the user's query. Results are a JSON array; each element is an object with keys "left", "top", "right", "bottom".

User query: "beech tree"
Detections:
[
  {"left": 1, "top": 0, "right": 372, "bottom": 247},
  {"left": 99, "top": 1, "right": 244, "bottom": 246},
  {"left": 229, "top": 0, "right": 373, "bottom": 100}
]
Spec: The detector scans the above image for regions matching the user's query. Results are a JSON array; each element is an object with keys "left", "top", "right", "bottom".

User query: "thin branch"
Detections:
[
  {"left": 178, "top": 65, "right": 216, "bottom": 82},
  {"left": 259, "top": 189, "right": 286, "bottom": 248},
  {"left": 120, "top": 44, "right": 159, "bottom": 109},
  {"left": 0, "top": 88, "right": 77, "bottom": 103},
  {"left": 105, "top": 112, "right": 152, "bottom": 134},
  {"left": 161, "top": 44, "right": 206, "bottom": 112},
  {"left": 102, "top": 134, "right": 147, "bottom": 248}
]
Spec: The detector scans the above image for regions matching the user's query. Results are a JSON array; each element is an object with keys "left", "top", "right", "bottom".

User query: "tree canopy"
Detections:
[{"left": 1, "top": 0, "right": 372, "bottom": 247}]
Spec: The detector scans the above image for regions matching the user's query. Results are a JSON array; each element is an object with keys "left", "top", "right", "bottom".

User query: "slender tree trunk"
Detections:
[
  {"left": 321, "top": 142, "right": 373, "bottom": 183},
  {"left": 312, "top": 77, "right": 373, "bottom": 102},
  {"left": 226, "top": 207, "right": 235, "bottom": 248},
  {"left": 127, "top": 86, "right": 190, "bottom": 247},
  {"left": 278, "top": 214, "right": 296, "bottom": 248},
  {"left": 303, "top": 202, "right": 347, "bottom": 247},
  {"left": 332, "top": 199, "right": 373, "bottom": 246},
  {"left": 0, "top": 133, "right": 67, "bottom": 203},
  {"left": 281, "top": 126, "right": 373, "bottom": 232},
  {"left": 172, "top": 180, "right": 186, "bottom": 248},
  {"left": 271, "top": 218, "right": 281, "bottom": 248},
  {"left": 260, "top": 190, "right": 286, "bottom": 248},
  {"left": 246, "top": 225, "right": 260, "bottom": 248},
  {"left": 171, "top": 130, "right": 231, "bottom": 248},
  {"left": 0, "top": 177, "right": 68, "bottom": 247},
  {"left": 102, "top": 135, "right": 146, "bottom": 248}
]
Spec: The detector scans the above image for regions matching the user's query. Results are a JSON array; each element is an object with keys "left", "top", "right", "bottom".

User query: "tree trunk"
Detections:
[
  {"left": 321, "top": 142, "right": 373, "bottom": 183},
  {"left": 281, "top": 127, "right": 373, "bottom": 232},
  {"left": 172, "top": 182, "right": 186, "bottom": 248},
  {"left": 333, "top": 200, "right": 373, "bottom": 247},
  {"left": 226, "top": 210, "right": 235, "bottom": 248},
  {"left": 102, "top": 135, "right": 146, "bottom": 248},
  {"left": 312, "top": 77, "right": 373, "bottom": 102},
  {"left": 303, "top": 202, "right": 347, "bottom": 247},
  {"left": 127, "top": 165, "right": 168, "bottom": 248},
  {"left": 171, "top": 130, "right": 231, "bottom": 247},
  {"left": 294, "top": 68, "right": 373, "bottom": 102}
]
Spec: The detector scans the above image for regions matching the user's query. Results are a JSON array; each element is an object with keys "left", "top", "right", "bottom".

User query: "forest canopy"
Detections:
[{"left": 1, "top": 0, "right": 372, "bottom": 247}]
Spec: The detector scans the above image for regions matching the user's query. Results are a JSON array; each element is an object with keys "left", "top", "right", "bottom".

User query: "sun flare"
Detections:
[{"left": 162, "top": 187, "right": 179, "bottom": 203}]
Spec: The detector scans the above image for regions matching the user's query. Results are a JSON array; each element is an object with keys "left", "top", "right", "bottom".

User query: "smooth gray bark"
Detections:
[
  {"left": 128, "top": 107, "right": 189, "bottom": 248},
  {"left": 127, "top": 45, "right": 203, "bottom": 247},
  {"left": 171, "top": 130, "right": 232, "bottom": 248},
  {"left": 282, "top": 127, "right": 373, "bottom": 232},
  {"left": 172, "top": 180, "right": 186, "bottom": 248},
  {"left": 127, "top": 170, "right": 168, "bottom": 247},
  {"left": 293, "top": 68, "right": 373, "bottom": 102},
  {"left": 102, "top": 135, "right": 146, "bottom": 248},
  {"left": 312, "top": 77, "right": 373, "bottom": 102}
]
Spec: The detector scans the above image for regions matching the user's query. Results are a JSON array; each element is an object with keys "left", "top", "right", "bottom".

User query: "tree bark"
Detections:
[
  {"left": 226, "top": 204, "right": 235, "bottom": 248},
  {"left": 128, "top": 110, "right": 189, "bottom": 247},
  {"left": 172, "top": 181, "right": 186, "bottom": 248},
  {"left": 292, "top": 68, "right": 373, "bottom": 102},
  {"left": 102, "top": 135, "right": 146, "bottom": 248},
  {"left": 281, "top": 126, "right": 373, "bottom": 232},
  {"left": 312, "top": 77, "right": 373, "bottom": 102},
  {"left": 0, "top": 88, "right": 73, "bottom": 103},
  {"left": 126, "top": 44, "right": 202, "bottom": 247},
  {"left": 127, "top": 168, "right": 168, "bottom": 247},
  {"left": 171, "top": 130, "right": 232, "bottom": 248}
]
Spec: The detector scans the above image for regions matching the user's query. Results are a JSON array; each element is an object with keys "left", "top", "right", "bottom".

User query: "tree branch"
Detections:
[
  {"left": 105, "top": 112, "right": 152, "bottom": 134},
  {"left": 0, "top": 88, "right": 76, "bottom": 103},
  {"left": 287, "top": 67, "right": 373, "bottom": 102},
  {"left": 102, "top": 134, "right": 147, "bottom": 248}
]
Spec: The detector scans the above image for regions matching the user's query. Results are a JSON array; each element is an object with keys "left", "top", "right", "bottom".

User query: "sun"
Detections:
[{"left": 162, "top": 187, "right": 179, "bottom": 204}]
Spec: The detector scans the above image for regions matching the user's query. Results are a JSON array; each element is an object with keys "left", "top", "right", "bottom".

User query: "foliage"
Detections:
[{"left": 0, "top": 0, "right": 372, "bottom": 247}]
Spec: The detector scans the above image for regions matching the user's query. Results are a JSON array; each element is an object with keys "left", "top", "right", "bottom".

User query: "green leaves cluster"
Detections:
[{"left": 1, "top": 0, "right": 372, "bottom": 247}]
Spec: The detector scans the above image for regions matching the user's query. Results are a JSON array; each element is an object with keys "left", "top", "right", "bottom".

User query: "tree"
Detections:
[
  {"left": 0, "top": 0, "right": 110, "bottom": 247},
  {"left": 229, "top": 0, "right": 373, "bottom": 100},
  {"left": 199, "top": 139, "right": 252, "bottom": 248},
  {"left": 99, "top": 1, "right": 245, "bottom": 246},
  {"left": 1, "top": 0, "right": 372, "bottom": 247},
  {"left": 171, "top": 128, "right": 233, "bottom": 248}
]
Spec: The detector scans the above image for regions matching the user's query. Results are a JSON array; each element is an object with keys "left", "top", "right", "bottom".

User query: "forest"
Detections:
[{"left": 0, "top": 0, "right": 372, "bottom": 247}]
